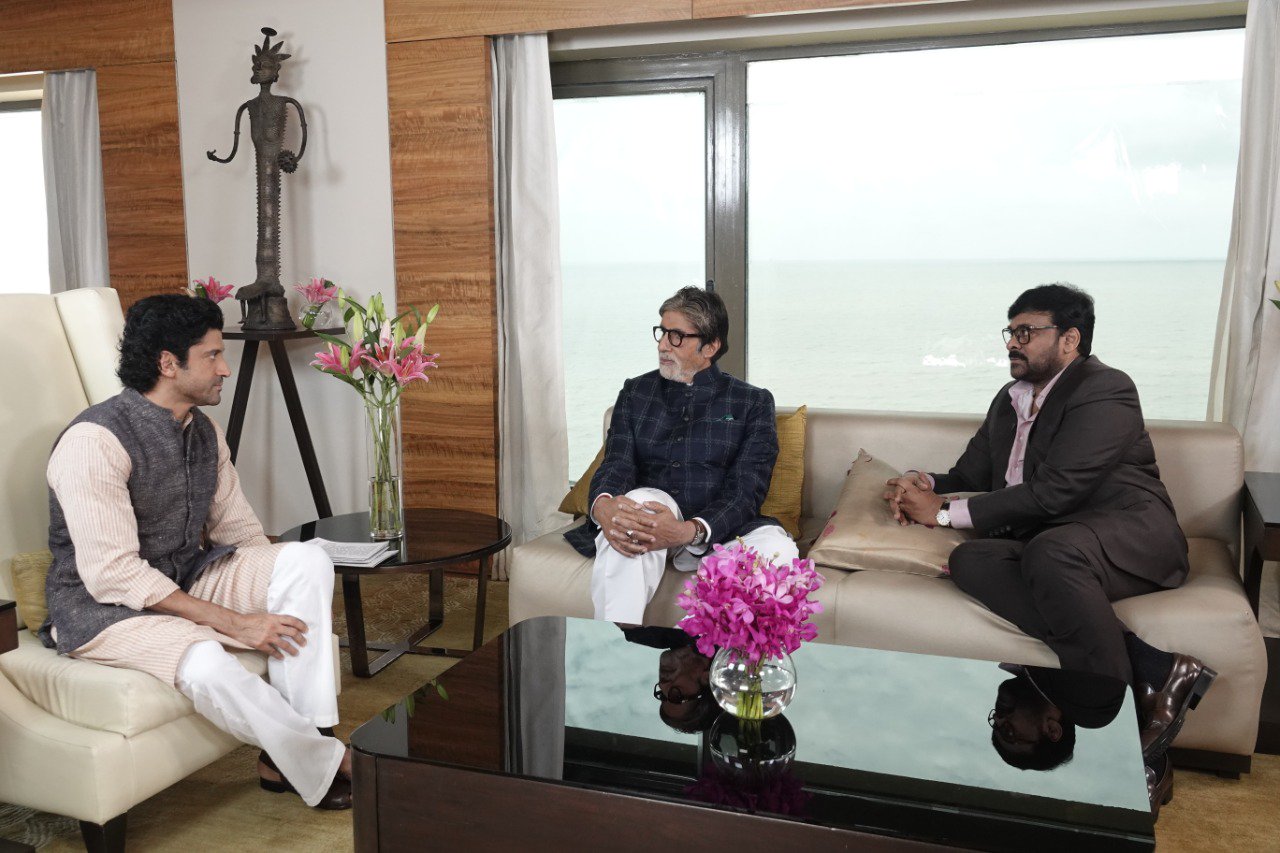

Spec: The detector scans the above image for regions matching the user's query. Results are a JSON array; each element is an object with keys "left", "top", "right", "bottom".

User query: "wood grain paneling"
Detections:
[
  {"left": 693, "top": 0, "right": 964, "bottom": 18},
  {"left": 388, "top": 38, "right": 498, "bottom": 514},
  {"left": 0, "top": 0, "right": 174, "bottom": 75},
  {"left": 97, "top": 61, "right": 187, "bottom": 306},
  {"left": 386, "top": 0, "right": 692, "bottom": 43}
]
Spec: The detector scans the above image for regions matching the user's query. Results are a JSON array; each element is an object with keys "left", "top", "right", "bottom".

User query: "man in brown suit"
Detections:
[{"left": 886, "top": 284, "right": 1212, "bottom": 817}]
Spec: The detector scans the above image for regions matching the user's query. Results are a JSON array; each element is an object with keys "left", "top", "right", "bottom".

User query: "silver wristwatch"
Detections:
[
  {"left": 936, "top": 500, "right": 952, "bottom": 528},
  {"left": 689, "top": 522, "right": 708, "bottom": 548}
]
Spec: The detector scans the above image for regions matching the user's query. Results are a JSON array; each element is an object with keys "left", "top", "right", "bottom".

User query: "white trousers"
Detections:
[
  {"left": 175, "top": 542, "right": 345, "bottom": 807},
  {"left": 590, "top": 487, "right": 800, "bottom": 624}
]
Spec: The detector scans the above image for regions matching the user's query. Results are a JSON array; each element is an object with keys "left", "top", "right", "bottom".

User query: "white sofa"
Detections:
[
  {"left": 0, "top": 288, "right": 335, "bottom": 852},
  {"left": 510, "top": 407, "right": 1268, "bottom": 776}
]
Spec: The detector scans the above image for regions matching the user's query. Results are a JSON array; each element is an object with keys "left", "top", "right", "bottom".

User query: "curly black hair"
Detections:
[{"left": 117, "top": 294, "right": 225, "bottom": 393}]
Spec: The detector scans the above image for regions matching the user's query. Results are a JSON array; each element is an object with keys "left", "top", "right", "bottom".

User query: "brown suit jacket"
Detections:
[{"left": 930, "top": 355, "right": 1188, "bottom": 589}]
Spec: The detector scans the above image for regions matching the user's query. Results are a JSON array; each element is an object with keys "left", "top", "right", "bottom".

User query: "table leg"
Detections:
[
  {"left": 343, "top": 574, "right": 371, "bottom": 678},
  {"left": 226, "top": 340, "right": 260, "bottom": 463},
  {"left": 269, "top": 339, "right": 332, "bottom": 519},
  {"left": 474, "top": 557, "right": 491, "bottom": 651}
]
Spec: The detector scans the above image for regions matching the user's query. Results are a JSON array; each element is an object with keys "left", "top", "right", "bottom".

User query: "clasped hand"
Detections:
[
  {"left": 593, "top": 495, "right": 695, "bottom": 558},
  {"left": 882, "top": 472, "right": 945, "bottom": 527}
]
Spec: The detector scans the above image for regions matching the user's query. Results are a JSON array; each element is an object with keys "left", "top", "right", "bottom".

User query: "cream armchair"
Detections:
[{"left": 0, "top": 288, "right": 335, "bottom": 852}]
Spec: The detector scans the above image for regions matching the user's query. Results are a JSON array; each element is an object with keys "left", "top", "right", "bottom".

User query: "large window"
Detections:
[
  {"left": 554, "top": 22, "right": 1244, "bottom": 471},
  {"left": 0, "top": 90, "right": 49, "bottom": 295},
  {"left": 556, "top": 91, "right": 707, "bottom": 474}
]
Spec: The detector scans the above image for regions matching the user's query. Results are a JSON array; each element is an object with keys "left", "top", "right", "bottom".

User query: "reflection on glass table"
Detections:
[{"left": 352, "top": 616, "right": 1153, "bottom": 852}]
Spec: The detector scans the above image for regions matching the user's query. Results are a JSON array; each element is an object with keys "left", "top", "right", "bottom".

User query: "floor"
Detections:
[{"left": 6, "top": 575, "right": 1280, "bottom": 851}]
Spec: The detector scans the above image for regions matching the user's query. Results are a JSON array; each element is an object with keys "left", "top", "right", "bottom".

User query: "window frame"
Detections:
[{"left": 551, "top": 14, "right": 1245, "bottom": 389}]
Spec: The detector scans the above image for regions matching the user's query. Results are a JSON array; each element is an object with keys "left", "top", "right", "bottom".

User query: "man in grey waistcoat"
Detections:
[{"left": 40, "top": 295, "right": 351, "bottom": 810}]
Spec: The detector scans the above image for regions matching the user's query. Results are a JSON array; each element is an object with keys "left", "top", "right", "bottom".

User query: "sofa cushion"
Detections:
[
  {"left": 807, "top": 449, "right": 974, "bottom": 577},
  {"left": 0, "top": 631, "right": 267, "bottom": 737},
  {"left": 759, "top": 406, "right": 807, "bottom": 538}
]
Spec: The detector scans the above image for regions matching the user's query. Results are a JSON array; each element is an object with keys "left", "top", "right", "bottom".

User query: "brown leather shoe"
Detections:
[
  {"left": 1138, "top": 653, "right": 1216, "bottom": 762},
  {"left": 1146, "top": 755, "right": 1173, "bottom": 820},
  {"left": 258, "top": 751, "right": 352, "bottom": 811}
]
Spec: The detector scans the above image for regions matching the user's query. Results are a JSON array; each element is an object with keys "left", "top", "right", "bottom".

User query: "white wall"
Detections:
[{"left": 173, "top": 0, "right": 395, "bottom": 534}]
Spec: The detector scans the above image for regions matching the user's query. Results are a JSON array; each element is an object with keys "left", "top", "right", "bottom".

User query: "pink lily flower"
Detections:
[
  {"left": 311, "top": 342, "right": 368, "bottom": 376},
  {"left": 293, "top": 276, "right": 338, "bottom": 304},
  {"left": 194, "top": 276, "right": 233, "bottom": 303}
]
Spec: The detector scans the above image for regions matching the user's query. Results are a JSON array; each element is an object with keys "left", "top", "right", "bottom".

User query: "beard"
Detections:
[
  {"left": 1008, "top": 352, "right": 1061, "bottom": 385},
  {"left": 659, "top": 359, "right": 695, "bottom": 383}
]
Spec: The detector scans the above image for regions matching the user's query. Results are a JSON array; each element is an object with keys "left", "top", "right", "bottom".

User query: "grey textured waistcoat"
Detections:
[{"left": 39, "top": 389, "right": 234, "bottom": 653}]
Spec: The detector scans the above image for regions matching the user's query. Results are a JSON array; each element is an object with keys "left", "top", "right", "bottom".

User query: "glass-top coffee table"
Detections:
[{"left": 350, "top": 617, "right": 1153, "bottom": 852}]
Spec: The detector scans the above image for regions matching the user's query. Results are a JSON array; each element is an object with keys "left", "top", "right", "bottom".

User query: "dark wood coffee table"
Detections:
[
  {"left": 279, "top": 509, "right": 510, "bottom": 677},
  {"left": 351, "top": 617, "right": 1154, "bottom": 852}
]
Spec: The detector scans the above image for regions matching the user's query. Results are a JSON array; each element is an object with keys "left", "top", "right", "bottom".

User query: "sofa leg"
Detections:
[{"left": 79, "top": 814, "right": 126, "bottom": 853}]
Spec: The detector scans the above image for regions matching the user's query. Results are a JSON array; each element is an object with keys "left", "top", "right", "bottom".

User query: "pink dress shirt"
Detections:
[{"left": 938, "top": 364, "right": 1070, "bottom": 529}]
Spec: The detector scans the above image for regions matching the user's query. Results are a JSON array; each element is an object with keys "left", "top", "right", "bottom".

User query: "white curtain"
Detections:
[
  {"left": 41, "top": 70, "right": 110, "bottom": 293},
  {"left": 491, "top": 34, "right": 571, "bottom": 579},
  {"left": 1210, "top": 0, "right": 1280, "bottom": 471}
]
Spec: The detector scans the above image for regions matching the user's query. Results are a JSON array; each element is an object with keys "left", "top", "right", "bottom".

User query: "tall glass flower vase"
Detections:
[{"left": 364, "top": 397, "right": 404, "bottom": 540}]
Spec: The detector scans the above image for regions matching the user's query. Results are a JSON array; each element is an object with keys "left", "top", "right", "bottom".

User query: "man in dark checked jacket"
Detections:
[{"left": 564, "top": 287, "right": 797, "bottom": 623}]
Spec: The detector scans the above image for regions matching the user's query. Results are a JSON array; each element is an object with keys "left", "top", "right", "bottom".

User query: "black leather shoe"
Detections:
[
  {"left": 1138, "top": 653, "right": 1216, "bottom": 762},
  {"left": 258, "top": 751, "right": 352, "bottom": 811},
  {"left": 1146, "top": 755, "right": 1173, "bottom": 820}
]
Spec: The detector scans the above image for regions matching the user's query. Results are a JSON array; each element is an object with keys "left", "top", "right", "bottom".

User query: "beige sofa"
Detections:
[
  {"left": 510, "top": 407, "right": 1268, "bottom": 775},
  {"left": 0, "top": 288, "right": 336, "bottom": 851}
]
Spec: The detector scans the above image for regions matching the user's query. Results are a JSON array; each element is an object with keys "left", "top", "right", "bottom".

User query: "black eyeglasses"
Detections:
[
  {"left": 988, "top": 708, "right": 1036, "bottom": 745},
  {"left": 1001, "top": 324, "right": 1058, "bottom": 345},
  {"left": 653, "top": 682, "right": 706, "bottom": 704},
  {"left": 653, "top": 326, "right": 704, "bottom": 347}
]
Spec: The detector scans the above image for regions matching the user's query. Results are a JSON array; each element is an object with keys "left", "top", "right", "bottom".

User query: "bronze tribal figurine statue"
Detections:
[{"left": 207, "top": 27, "right": 309, "bottom": 330}]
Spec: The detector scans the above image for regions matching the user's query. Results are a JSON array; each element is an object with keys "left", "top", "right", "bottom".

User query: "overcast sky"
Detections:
[{"left": 555, "top": 28, "right": 1245, "bottom": 265}]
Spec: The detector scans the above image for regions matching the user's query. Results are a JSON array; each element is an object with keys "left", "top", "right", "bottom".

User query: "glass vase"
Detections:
[
  {"left": 364, "top": 396, "right": 404, "bottom": 540},
  {"left": 709, "top": 647, "right": 797, "bottom": 720},
  {"left": 300, "top": 300, "right": 335, "bottom": 329}
]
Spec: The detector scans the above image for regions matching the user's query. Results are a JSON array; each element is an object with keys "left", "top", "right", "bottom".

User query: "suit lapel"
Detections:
[
  {"left": 1023, "top": 355, "right": 1094, "bottom": 480},
  {"left": 989, "top": 390, "right": 1017, "bottom": 490}
]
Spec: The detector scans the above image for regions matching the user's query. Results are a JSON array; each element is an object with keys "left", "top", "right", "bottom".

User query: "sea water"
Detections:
[{"left": 563, "top": 258, "right": 1225, "bottom": 475}]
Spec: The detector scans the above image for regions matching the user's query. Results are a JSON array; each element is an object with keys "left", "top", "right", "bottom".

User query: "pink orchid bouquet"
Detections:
[
  {"left": 677, "top": 543, "right": 824, "bottom": 667},
  {"left": 311, "top": 291, "right": 440, "bottom": 538},
  {"left": 188, "top": 276, "right": 233, "bottom": 304}
]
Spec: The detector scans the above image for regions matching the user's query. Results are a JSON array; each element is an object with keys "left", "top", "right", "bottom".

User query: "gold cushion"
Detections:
[
  {"left": 807, "top": 449, "right": 974, "bottom": 578},
  {"left": 558, "top": 407, "right": 808, "bottom": 538},
  {"left": 559, "top": 444, "right": 606, "bottom": 517},
  {"left": 760, "top": 406, "right": 806, "bottom": 538},
  {"left": 11, "top": 550, "right": 52, "bottom": 628}
]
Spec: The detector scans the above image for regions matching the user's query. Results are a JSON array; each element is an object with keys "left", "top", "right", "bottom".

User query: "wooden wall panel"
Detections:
[
  {"left": 388, "top": 38, "right": 498, "bottom": 514},
  {"left": 386, "top": 0, "right": 692, "bottom": 43},
  {"left": 97, "top": 61, "right": 187, "bottom": 307},
  {"left": 692, "top": 0, "right": 963, "bottom": 18},
  {"left": 0, "top": 0, "right": 174, "bottom": 75}
]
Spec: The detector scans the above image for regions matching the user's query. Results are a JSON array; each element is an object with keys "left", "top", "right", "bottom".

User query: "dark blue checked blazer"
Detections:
[{"left": 564, "top": 363, "right": 781, "bottom": 558}]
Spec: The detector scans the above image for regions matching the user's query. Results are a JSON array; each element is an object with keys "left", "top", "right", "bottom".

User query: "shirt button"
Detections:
[
  {"left": 683, "top": 415, "right": 690, "bottom": 422},
  {"left": 673, "top": 462, "right": 681, "bottom": 468},
  {"left": 671, "top": 488, "right": 681, "bottom": 495},
  {"left": 676, "top": 436, "right": 684, "bottom": 442}
]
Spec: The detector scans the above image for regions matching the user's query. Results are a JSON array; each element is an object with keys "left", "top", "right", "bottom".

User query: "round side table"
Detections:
[{"left": 280, "top": 508, "right": 511, "bottom": 677}]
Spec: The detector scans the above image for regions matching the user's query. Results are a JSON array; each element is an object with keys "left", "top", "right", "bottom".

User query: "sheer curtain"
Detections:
[
  {"left": 1209, "top": 0, "right": 1280, "bottom": 472},
  {"left": 41, "top": 69, "right": 109, "bottom": 293},
  {"left": 491, "top": 34, "right": 571, "bottom": 578}
]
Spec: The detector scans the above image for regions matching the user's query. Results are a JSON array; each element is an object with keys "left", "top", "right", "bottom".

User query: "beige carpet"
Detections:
[{"left": 6, "top": 578, "right": 1280, "bottom": 851}]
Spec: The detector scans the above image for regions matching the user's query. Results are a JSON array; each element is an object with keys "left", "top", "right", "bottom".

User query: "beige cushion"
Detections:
[
  {"left": 0, "top": 631, "right": 267, "bottom": 738},
  {"left": 53, "top": 287, "right": 125, "bottom": 406},
  {"left": 10, "top": 550, "right": 51, "bottom": 629},
  {"left": 807, "top": 449, "right": 973, "bottom": 577}
]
